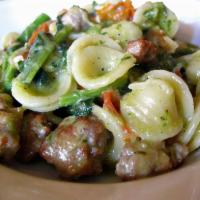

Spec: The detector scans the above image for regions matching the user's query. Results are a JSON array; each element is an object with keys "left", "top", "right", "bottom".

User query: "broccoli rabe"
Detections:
[
  {"left": 68, "top": 99, "right": 93, "bottom": 117},
  {"left": 59, "top": 75, "right": 128, "bottom": 107}
]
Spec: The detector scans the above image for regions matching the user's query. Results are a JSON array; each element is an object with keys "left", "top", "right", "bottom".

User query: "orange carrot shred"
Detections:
[
  {"left": 28, "top": 22, "right": 49, "bottom": 46},
  {"left": 21, "top": 51, "right": 29, "bottom": 59},
  {"left": 96, "top": 0, "right": 135, "bottom": 21},
  {"left": 102, "top": 90, "right": 137, "bottom": 140},
  {"left": 102, "top": 90, "right": 120, "bottom": 115},
  {"left": 174, "top": 68, "right": 182, "bottom": 78}
]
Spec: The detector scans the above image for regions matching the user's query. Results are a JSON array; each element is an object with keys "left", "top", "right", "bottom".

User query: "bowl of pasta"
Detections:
[{"left": 0, "top": 0, "right": 200, "bottom": 199}]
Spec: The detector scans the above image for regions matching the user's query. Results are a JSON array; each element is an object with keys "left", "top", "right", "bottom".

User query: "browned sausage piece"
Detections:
[
  {"left": 126, "top": 39, "right": 157, "bottom": 63},
  {"left": 116, "top": 143, "right": 172, "bottom": 181},
  {"left": 40, "top": 116, "right": 110, "bottom": 179},
  {"left": 18, "top": 112, "right": 52, "bottom": 162},
  {"left": 0, "top": 93, "right": 23, "bottom": 160},
  {"left": 0, "top": 93, "right": 13, "bottom": 110},
  {"left": 167, "top": 142, "right": 188, "bottom": 168},
  {"left": 0, "top": 109, "right": 23, "bottom": 160}
]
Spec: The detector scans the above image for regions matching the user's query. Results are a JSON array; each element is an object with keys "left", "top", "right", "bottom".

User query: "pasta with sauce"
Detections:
[{"left": 0, "top": 0, "right": 200, "bottom": 181}]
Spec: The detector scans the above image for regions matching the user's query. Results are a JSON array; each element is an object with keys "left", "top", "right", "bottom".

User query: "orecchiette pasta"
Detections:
[
  {"left": 2, "top": 32, "right": 19, "bottom": 49},
  {"left": 92, "top": 104, "right": 135, "bottom": 162},
  {"left": 146, "top": 70, "right": 194, "bottom": 122},
  {"left": 121, "top": 70, "right": 194, "bottom": 142},
  {"left": 102, "top": 21, "right": 143, "bottom": 47},
  {"left": 181, "top": 50, "right": 200, "bottom": 85},
  {"left": 185, "top": 100, "right": 200, "bottom": 151},
  {"left": 189, "top": 124, "right": 200, "bottom": 152},
  {"left": 133, "top": 2, "right": 179, "bottom": 38},
  {"left": 179, "top": 96, "right": 200, "bottom": 148},
  {"left": 196, "top": 80, "right": 200, "bottom": 95},
  {"left": 121, "top": 79, "right": 182, "bottom": 142},
  {"left": 67, "top": 34, "right": 136, "bottom": 89},
  {"left": 12, "top": 70, "right": 72, "bottom": 112}
]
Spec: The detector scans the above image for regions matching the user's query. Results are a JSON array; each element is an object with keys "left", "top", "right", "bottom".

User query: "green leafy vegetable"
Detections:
[
  {"left": 56, "top": 15, "right": 64, "bottom": 32},
  {"left": 86, "top": 25, "right": 102, "bottom": 34},
  {"left": 0, "top": 51, "right": 16, "bottom": 92},
  {"left": 43, "top": 44, "right": 68, "bottom": 72},
  {"left": 3, "top": 64, "right": 18, "bottom": 92},
  {"left": 139, "top": 2, "right": 178, "bottom": 37},
  {"left": 7, "top": 43, "right": 23, "bottom": 54},
  {"left": 59, "top": 75, "right": 128, "bottom": 107},
  {"left": 19, "top": 33, "right": 56, "bottom": 84},
  {"left": 68, "top": 99, "right": 93, "bottom": 117},
  {"left": 54, "top": 25, "right": 73, "bottom": 44},
  {"left": 143, "top": 3, "right": 167, "bottom": 26},
  {"left": 173, "top": 42, "right": 200, "bottom": 57},
  {"left": 17, "top": 13, "right": 51, "bottom": 43}
]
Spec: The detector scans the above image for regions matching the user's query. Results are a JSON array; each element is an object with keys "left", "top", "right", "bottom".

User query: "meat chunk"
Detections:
[
  {"left": 146, "top": 28, "right": 178, "bottom": 54},
  {"left": 167, "top": 142, "right": 188, "bottom": 167},
  {"left": 40, "top": 116, "right": 110, "bottom": 179},
  {"left": 61, "top": 6, "right": 91, "bottom": 31},
  {"left": 0, "top": 93, "right": 13, "bottom": 110},
  {"left": 126, "top": 39, "right": 157, "bottom": 63},
  {"left": 18, "top": 112, "right": 52, "bottom": 162},
  {"left": 116, "top": 142, "right": 172, "bottom": 180},
  {"left": 0, "top": 110, "right": 23, "bottom": 160}
]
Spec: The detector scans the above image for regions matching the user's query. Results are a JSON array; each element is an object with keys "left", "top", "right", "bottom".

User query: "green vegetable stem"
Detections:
[
  {"left": 17, "top": 13, "right": 51, "bottom": 43},
  {"left": 59, "top": 75, "right": 128, "bottom": 107},
  {"left": 19, "top": 33, "right": 55, "bottom": 84}
]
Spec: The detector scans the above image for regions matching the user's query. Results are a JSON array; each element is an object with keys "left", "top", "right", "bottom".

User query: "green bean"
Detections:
[{"left": 17, "top": 13, "right": 51, "bottom": 43}]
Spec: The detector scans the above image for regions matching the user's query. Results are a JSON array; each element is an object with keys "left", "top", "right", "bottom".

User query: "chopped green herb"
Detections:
[
  {"left": 142, "top": 2, "right": 174, "bottom": 36},
  {"left": 121, "top": 55, "right": 132, "bottom": 61},
  {"left": 56, "top": 15, "right": 64, "bottom": 32},
  {"left": 68, "top": 99, "right": 93, "bottom": 117}
]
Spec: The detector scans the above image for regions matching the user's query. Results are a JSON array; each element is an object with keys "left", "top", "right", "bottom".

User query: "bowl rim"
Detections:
[{"left": 1, "top": 159, "right": 200, "bottom": 200}]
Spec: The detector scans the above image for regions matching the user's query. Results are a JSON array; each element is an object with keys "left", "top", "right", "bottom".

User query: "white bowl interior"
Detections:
[{"left": 0, "top": 0, "right": 200, "bottom": 45}]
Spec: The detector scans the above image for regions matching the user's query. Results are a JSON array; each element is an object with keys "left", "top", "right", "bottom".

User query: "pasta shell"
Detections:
[
  {"left": 133, "top": 2, "right": 179, "bottom": 37},
  {"left": 12, "top": 70, "right": 72, "bottom": 112},
  {"left": 121, "top": 70, "right": 194, "bottom": 142},
  {"left": 67, "top": 34, "right": 136, "bottom": 89}
]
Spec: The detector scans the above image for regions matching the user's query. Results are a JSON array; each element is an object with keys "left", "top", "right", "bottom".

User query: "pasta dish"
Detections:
[{"left": 0, "top": 0, "right": 200, "bottom": 180}]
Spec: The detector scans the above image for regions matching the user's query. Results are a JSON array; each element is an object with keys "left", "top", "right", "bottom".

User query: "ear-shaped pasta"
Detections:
[
  {"left": 92, "top": 104, "right": 136, "bottom": 162},
  {"left": 2, "top": 32, "right": 19, "bottom": 49},
  {"left": 188, "top": 123, "right": 200, "bottom": 152},
  {"left": 121, "top": 70, "right": 194, "bottom": 142},
  {"left": 182, "top": 99, "right": 200, "bottom": 150},
  {"left": 102, "top": 21, "right": 143, "bottom": 47},
  {"left": 12, "top": 70, "right": 73, "bottom": 112},
  {"left": 146, "top": 70, "right": 194, "bottom": 122},
  {"left": 133, "top": 2, "right": 179, "bottom": 37},
  {"left": 92, "top": 105, "right": 124, "bottom": 162},
  {"left": 121, "top": 79, "right": 183, "bottom": 142},
  {"left": 181, "top": 50, "right": 200, "bottom": 85},
  {"left": 67, "top": 34, "right": 136, "bottom": 89}
]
